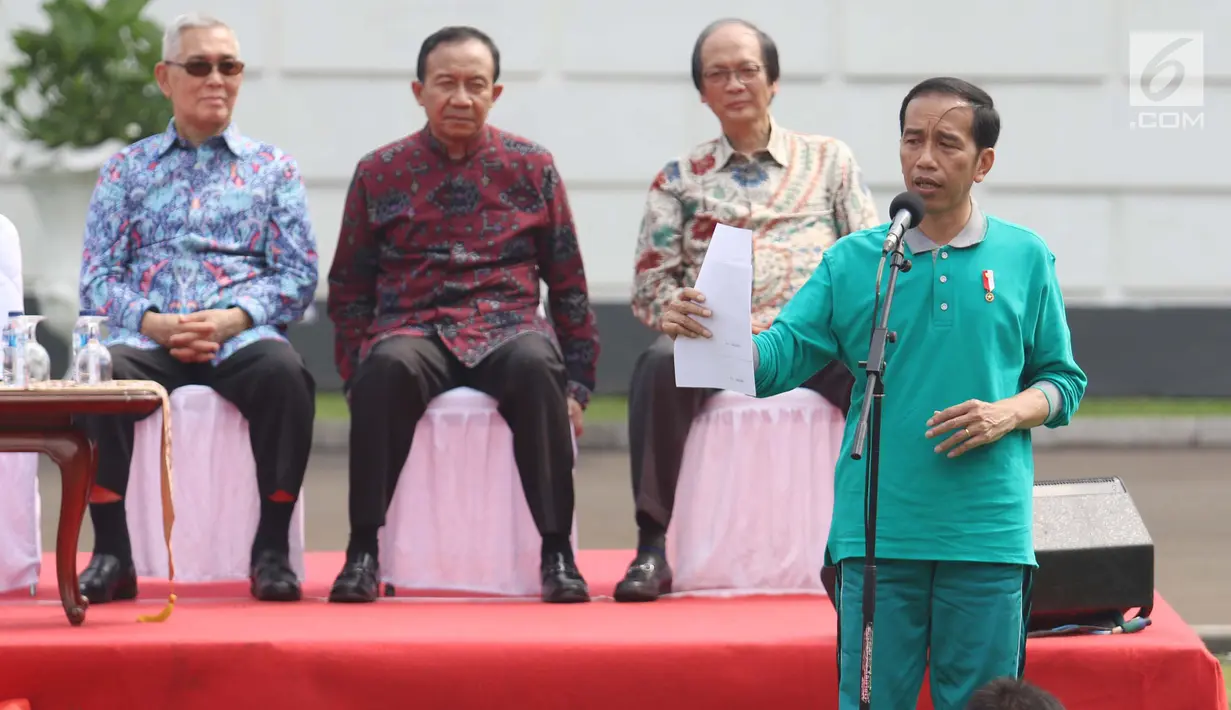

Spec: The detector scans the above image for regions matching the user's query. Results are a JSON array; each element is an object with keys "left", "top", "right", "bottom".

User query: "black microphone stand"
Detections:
[{"left": 849, "top": 236, "right": 912, "bottom": 710}]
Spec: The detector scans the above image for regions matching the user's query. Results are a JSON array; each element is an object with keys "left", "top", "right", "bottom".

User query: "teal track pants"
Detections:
[{"left": 834, "top": 558, "right": 1033, "bottom": 710}]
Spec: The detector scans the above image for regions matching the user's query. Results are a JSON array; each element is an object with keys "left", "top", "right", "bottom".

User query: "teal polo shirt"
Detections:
[{"left": 753, "top": 202, "right": 1087, "bottom": 566}]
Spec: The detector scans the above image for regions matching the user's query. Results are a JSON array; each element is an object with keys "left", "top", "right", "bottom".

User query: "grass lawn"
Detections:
[{"left": 314, "top": 393, "right": 1231, "bottom": 423}]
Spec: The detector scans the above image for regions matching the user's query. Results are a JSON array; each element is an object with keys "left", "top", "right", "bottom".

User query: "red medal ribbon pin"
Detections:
[{"left": 982, "top": 270, "right": 996, "bottom": 302}]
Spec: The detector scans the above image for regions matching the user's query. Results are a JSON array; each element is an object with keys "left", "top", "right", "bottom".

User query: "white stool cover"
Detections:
[
  {"left": 0, "top": 454, "right": 40, "bottom": 593},
  {"left": 0, "top": 213, "right": 41, "bottom": 593},
  {"left": 667, "top": 388, "right": 844, "bottom": 596},
  {"left": 380, "top": 386, "right": 579, "bottom": 596},
  {"left": 128, "top": 385, "right": 307, "bottom": 582}
]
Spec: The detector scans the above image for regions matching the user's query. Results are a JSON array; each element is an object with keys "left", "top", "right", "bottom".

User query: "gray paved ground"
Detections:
[{"left": 36, "top": 447, "right": 1230, "bottom": 624}]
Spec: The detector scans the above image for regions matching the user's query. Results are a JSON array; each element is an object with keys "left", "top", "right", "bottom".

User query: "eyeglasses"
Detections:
[
  {"left": 166, "top": 59, "right": 245, "bottom": 78},
  {"left": 702, "top": 65, "right": 762, "bottom": 86}
]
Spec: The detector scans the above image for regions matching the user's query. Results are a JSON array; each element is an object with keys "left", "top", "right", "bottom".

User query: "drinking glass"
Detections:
[
  {"left": 12, "top": 315, "right": 51, "bottom": 384},
  {"left": 74, "top": 315, "right": 113, "bottom": 384}
]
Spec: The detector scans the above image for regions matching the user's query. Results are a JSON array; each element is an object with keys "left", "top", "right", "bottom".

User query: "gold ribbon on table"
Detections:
[{"left": 26, "top": 379, "right": 177, "bottom": 622}]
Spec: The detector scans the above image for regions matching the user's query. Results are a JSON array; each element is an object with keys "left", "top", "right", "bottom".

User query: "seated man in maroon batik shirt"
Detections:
[{"left": 325, "top": 25, "right": 600, "bottom": 604}]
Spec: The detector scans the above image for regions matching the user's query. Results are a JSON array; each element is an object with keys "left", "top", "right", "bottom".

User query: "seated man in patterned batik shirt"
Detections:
[
  {"left": 615, "top": 18, "right": 881, "bottom": 602},
  {"left": 77, "top": 14, "right": 319, "bottom": 605},
  {"left": 326, "top": 26, "right": 601, "bottom": 605}
]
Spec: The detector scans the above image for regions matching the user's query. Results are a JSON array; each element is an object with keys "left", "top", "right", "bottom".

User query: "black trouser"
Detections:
[
  {"left": 83, "top": 340, "right": 316, "bottom": 559},
  {"left": 627, "top": 334, "right": 854, "bottom": 543},
  {"left": 346, "top": 333, "right": 575, "bottom": 551}
]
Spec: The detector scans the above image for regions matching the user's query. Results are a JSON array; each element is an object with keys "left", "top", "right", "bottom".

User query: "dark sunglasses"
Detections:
[{"left": 167, "top": 59, "right": 245, "bottom": 77}]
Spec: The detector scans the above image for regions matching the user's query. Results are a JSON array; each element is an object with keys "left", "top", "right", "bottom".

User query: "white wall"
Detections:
[{"left": 1, "top": 0, "right": 1228, "bottom": 306}]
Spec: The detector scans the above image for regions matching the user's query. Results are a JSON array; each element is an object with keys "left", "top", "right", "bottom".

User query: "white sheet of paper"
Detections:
[{"left": 673, "top": 224, "right": 756, "bottom": 396}]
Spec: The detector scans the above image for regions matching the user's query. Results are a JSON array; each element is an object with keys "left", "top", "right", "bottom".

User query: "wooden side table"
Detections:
[{"left": 0, "top": 384, "right": 166, "bottom": 626}]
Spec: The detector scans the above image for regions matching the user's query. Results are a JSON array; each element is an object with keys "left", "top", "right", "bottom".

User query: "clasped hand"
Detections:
[
  {"left": 660, "top": 288, "right": 771, "bottom": 338},
  {"left": 925, "top": 398, "right": 1019, "bottom": 458},
  {"left": 142, "top": 309, "right": 252, "bottom": 363}
]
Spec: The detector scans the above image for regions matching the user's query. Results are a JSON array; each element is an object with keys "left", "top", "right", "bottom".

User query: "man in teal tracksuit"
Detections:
[{"left": 660, "top": 77, "right": 1087, "bottom": 709}]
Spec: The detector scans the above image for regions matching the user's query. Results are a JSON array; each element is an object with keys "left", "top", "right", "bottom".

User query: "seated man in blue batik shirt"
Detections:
[{"left": 76, "top": 14, "right": 319, "bottom": 604}]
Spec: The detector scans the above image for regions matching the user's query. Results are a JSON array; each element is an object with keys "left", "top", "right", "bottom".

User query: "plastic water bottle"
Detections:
[
  {"left": 5, "top": 310, "right": 25, "bottom": 387},
  {"left": 64, "top": 310, "right": 93, "bottom": 380},
  {"left": 0, "top": 313, "right": 9, "bottom": 385}
]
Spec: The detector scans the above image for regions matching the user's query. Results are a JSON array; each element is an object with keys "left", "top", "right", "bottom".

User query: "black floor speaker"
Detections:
[{"left": 1028, "top": 476, "right": 1154, "bottom": 631}]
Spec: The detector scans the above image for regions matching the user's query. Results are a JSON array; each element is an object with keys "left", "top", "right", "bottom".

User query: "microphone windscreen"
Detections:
[{"left": 889, "top": 191, "right": 926, "bottom": 228}]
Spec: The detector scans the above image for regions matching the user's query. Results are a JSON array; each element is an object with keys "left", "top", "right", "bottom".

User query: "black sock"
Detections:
[
  {"left": 635, "top": 513, "right": 667, "bottom": 555},
  {"left": 253, "top": 499, "right": 294, "bottom": 557},
  {"left": 346, "top": 525, "right": 380, "bottom": 559},
  {"left": 89, "top": 501, "right": 132, "bottom": 563},
  {"left": 541, "top": 533, "right": 572, "bottom": 559}
]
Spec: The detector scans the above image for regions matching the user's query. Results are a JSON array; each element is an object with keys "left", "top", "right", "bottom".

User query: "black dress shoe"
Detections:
[
  {"left": 79, "top": 553, "right": 138, "bottom": 604},
  {"left": 328, "top": 552, "right": 380, "bottom": 603},
  {"left": 249, "top": 549, "right": 302, "bottom": 602},
  {"left": 541, "top": 552, "right": 590, "bottom": 603},
  {"left": 613, "top": 551, "right": 673, "bottom": 602}
]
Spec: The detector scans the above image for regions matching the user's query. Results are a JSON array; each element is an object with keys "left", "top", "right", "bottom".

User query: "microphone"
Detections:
[{"left": 881, "top": 191, "right": 927, "bottom": 254}]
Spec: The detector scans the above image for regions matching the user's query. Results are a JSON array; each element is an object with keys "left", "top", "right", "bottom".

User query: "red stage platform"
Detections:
[{"left": 0, "top": 551, "right": 1225, "bottom": 710}]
